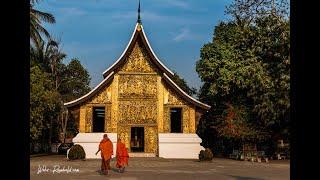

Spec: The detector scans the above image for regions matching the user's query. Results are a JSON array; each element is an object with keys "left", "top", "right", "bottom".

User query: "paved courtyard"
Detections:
[{"left": 30, "top": 155, "right": 289, "bottom": 180}]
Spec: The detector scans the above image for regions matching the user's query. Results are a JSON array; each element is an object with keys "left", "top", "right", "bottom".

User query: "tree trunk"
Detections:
[
  {"left": 255, "top": 143, "right": 258, "bottom": 161},
  {"left": 48, "top": 117, "right": 53, "bottom": 153},
  {"left": 63, "top": 111, "right": 68, "bottom": 144},
  {"left": 55, "top": 77, "right": 58, "bottom": 91},
  {"left": 59, "top": 110, "right": 69, "bottom": 144},
  {"left": 271, "top": 0, "right": 276, "bottom": 16},
  {"left": 242, "top": 138, "right": 245, "bottom": 160}
]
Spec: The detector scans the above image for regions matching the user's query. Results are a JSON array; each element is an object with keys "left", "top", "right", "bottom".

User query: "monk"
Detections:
[
  {"left": 115, "top": 138, "right": 129, "bottom": 173},
  {"left": 95, "top": 134, "right": 113, "bottom": 175}
]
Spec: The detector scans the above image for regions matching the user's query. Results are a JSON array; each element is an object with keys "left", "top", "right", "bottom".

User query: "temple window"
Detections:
[
  {"left": 92, "top": 107, "right": 105, "bottom": 132},
  {"left": 170, "top": 108, "right": 182, "bottom": 133}
]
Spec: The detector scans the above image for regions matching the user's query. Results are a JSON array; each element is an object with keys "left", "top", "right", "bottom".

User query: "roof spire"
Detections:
[{"left": 137, "top": 0, "right": 141, "bottom": 24}]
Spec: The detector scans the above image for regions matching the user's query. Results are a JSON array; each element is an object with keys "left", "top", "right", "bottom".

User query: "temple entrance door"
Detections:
[
  {"left": 130, "top": 127, "right": 144, "bottom": 152},
  {"left": 92, "top": 107, "right": 105, "bottom": 132}
]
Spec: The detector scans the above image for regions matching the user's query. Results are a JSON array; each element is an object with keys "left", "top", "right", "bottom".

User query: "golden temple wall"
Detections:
[
  {"left": 189, "top": 106, "right": 196, "bottom": 133},
  {"left": 79, "top": 105, "right": 86, "bottom": 133},
  {"left": 78, "top": 82, "right": 112, "bottom": 133},
  {"left": 162, "top": 82, "right": 197, "bottom": 133},
  {"left": 73, "top": 38, "right": 200, "bottom": 155},
  {"left": 113, "top": 39, "right": 159, "bottom": 154},
  {"left": 111, "top": 75, "right": 119, "bottom": 132},
  {"left": 157, "top": 76, "right": 164, "bottom": 133}
]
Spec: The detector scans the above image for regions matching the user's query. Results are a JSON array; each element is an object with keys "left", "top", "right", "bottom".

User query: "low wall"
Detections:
[
  {"left": 70, "top": 133, "right": 204, "bottom": 159},
  {"left": 158, "top": 133, "right": 204, "bottom": 159},
  {"left": 70, "top": 133, "right": 117, "bottom": 159}
]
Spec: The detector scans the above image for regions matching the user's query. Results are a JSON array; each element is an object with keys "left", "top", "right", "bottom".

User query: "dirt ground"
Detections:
[{"left": 30, "top": 155, "right": 289, "bottom": 180}]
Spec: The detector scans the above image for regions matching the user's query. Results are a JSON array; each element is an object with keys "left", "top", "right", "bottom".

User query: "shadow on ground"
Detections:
[{"left": 228, "top": 175, "right": 265, "bottom": 180}]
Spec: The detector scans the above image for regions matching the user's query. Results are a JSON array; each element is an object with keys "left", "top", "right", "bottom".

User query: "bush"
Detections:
[
  {"left": 68, "top": 144, "right": 86, "bottom": 160},
  {"left": 199, "top": 148, "right": 213, "bottom": 161},
  {"left": 58, "top": 143, "right": 73, "bottom": 154}
]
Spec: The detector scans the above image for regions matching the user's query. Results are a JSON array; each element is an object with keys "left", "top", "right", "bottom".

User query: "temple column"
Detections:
[
  {"left": 189, "top": 105, "right": 196, "bottom": 133},
  {"left": 157, "top": 76, "right": 164, "bottom": 133},
  {"left": 111, "top": 74, "right": 119, "bottom": 133},
  {"left": 79, "top": 105, "right": 86, "bottom": 133}
]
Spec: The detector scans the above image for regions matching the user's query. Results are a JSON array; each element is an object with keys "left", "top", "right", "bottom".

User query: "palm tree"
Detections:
[
  {"left": 30, "top": 0, "right": 56, "bottom": 48},
  {"left": 48, "top": 41, "right": 67, "bottom": 90},
  {"left": 30, "top": 39, "right": 58, "bottom": 69},
  {"left": 30, "top": 37, "right": 67, "bottom": 148},
  {"left": 30, "top": 38, "right": 66, "bottom": 87}
]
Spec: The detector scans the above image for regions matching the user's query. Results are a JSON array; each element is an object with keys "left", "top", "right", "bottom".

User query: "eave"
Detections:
[
  {"left": 64, "top": 71, "right": 115, "bottom": 108},
  {"left": 162, "top": 73, "right": 211, "bottom": 110}
]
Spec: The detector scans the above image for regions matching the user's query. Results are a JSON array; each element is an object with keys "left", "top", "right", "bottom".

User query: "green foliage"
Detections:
[
  {"left": 59, "top": 58, "right": 91, "bottom": 102},
  {"left": 30, "top": 39, "right": 67, "bottom": 144},
  {"left": 171, "top": 71, "right": 197, "bottom": 96},
  {"left": 65, "top": 112, "right": 79, "bottom": 138},
  {"left": 30, "top": 56, "right": 90, "bottom": 144},
  {"left": 199, "top": 148, "right": 213, "bottom": 161},
  {"left": 30, "top": 0, "right": 92, "bottom": 151},
  {"left": 30, "top": 57, "right": 91, "bottom": 143},
  {"left": 196, "top": 0, "right": 289, "bottom": 151},
  {"left": 68, "top": 144, "right": 86, "bottom": 160},
  {"left": 30, "top": 0, "right": 56, "bottom": 48},
  {"left": 30, "top": 66, "right": 62, "bottom": 141},
  {"left": 30, "top": 11, "right": 90, "bottom": 144},
  {"left": 30, "top": 39, "right": 65, "bottom": 75},
  {"left": 216, "top": 103, "right": 268, "bottom": 141}
]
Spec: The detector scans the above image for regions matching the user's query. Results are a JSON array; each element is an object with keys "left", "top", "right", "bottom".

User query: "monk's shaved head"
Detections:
[{"left": 103, "top": 134, "right": 108, "bottom": 138}]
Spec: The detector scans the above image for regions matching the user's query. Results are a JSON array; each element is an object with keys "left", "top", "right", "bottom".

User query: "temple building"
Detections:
[{"left": 65, "top": 2, "right": 211, "bottom": 159}]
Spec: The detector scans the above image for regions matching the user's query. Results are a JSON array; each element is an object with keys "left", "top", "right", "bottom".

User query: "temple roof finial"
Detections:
[{"left": 137, "top": 0, "right": 141, "bottom": 24}]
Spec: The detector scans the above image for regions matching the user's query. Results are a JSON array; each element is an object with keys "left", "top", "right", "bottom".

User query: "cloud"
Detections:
[
  {"left": 154, "top": 0, "right": 208, "bottom": 12},
  {"left": 144, "top": 11, "right": 208, "bottom": 25},
  {"left": 111, "top": 11, "right": 167, "bottom": 22},
  {"left": 58, "top": 7, "right": 87, "bottom": 16},
  {"left": 143, "top": 11, "right": 170, "bottom": 21},
  {"left": 111, "top": 11, "right": 136, "bottom": 19},
  {"left": 62, "top": 41, "right": 117, "bottom": 58},
  {"left": 167, "top": 0, "right": 190, "bottom": 9},
  {"left": 173, "top": 27, "right": 203, "bottom": 42},
  {"left": 154, "top": 0, "right": 190, "bottom": 9},
  {"left": 53, "top": 7, "right": 87, "bottom": 23},
  {"left": 173, "top": 28, "right": 190, "bottom": 42}
]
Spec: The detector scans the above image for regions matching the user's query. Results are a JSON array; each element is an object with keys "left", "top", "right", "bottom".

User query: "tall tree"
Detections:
[
  {"left": 196, "top": 0, "right": 289, "bottom": 154},
  {"left": 30, "top": 37, "right": 67, "bottom": 148},
  {"left": 30, "top": 38, "right": 67, "bottom": 89},
  {"left": 30, "top": 39, "right": 58, "bottom": 69},
  {"left": 58, "top": 58, "right": 91, "bottom": 102},
  {"left": 47, "top": 40, "right": 67, "bottom": 91},
  {"left": 171, "top": 71, "right": 197, "bottom": 96},
  {"left": 29, "top": 0, "right": 93, "bottom": 151},
  {"left": 30, "top": 66, "right": 62, "bottom": 143},
  {"left": 30, "top": 0, "right": 56, "bottom": 48}
]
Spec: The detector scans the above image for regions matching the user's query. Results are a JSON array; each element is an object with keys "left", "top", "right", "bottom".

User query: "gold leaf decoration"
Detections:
[
  {"left": 87, "top": 86, "right": 111, "bottom": 104},
  {"left": 145, "top": 126, "right": 158, "bottom": 153},
  {"left": 121, "top": 40, "right": 157, "bottom": 73},
  {"left": 119, "top": 75, "right": 157, "bottom": 99},
  {"left": 118, "top": 100, "right": 157, "bottom": 124}
]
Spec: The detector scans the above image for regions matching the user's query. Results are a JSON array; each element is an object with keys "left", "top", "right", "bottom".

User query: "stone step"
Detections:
[{"left": 129, "top": 153, "right": 156, "bottom": 157}]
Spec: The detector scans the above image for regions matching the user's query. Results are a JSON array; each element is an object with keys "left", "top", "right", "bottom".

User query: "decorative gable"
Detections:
[{"left": 120, "top": 39, "right": 157, "bottom": 73}]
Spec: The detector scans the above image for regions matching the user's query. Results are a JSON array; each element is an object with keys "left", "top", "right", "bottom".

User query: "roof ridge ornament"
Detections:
[{"left": 137, "top": 0, "right": 141, "bottom": 24}]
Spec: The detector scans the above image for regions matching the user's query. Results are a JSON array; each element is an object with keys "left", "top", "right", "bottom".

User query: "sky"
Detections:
[{"left": 36, "top": 0, "right": 233, "bottom": 91}]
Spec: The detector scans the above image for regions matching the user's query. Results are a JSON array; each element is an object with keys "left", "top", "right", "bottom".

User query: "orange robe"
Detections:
[
  {"left": 116, "top": 141, "right": 129, "bottom": 168},
  {"left": 99, "top": 138, "right": 113, "bottom": 160}
]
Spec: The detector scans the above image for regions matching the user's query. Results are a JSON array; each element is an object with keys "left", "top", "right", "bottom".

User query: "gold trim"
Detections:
[{"left": 118, "top": 72, "right": 157, "bottom": 75}]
